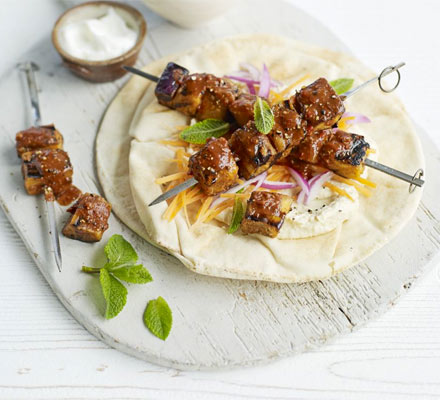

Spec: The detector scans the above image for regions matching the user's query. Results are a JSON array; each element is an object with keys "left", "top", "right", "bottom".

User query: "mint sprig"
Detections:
[
  {"left": 228, "top": 195, "right": 245, "bottom": 234},
  {"left": 143, "top": 296, "right": 173, "bottom": 341},
  {"left": 179, "top": 119, "right": 230, "bottom": 144},
  {"left": 329, "top": 78, "right": 354, "bottom": 95},
  {"left": 100, "top": 268, "right": 127, "bottom": 319},
  {"left": 82, "top": 234, "right": 153, "bottom": 320},
  {"left": 254, "top": 97, "right": 274, "bottom": 134},
  {"left": 104, "top": 234, "right": 138, "bottom": 268}
]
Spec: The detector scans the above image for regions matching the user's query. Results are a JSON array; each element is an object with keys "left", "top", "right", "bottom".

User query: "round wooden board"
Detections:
[{"left": 0, "top": 0, "right": 439, "bottom": 370}]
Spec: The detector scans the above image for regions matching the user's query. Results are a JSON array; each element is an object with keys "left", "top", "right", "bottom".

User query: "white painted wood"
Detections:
[{"left": 1, "top": 0, "right": 440, "bottom": 397}]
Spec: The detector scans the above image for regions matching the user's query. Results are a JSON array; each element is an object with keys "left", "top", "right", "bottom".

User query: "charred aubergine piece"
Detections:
[
  {"left": 188, "top": 137, "right": 239, "bottom": 195},
  {"left": 62, "top": 193, "right": 111, "bottom": 242},
  {"left": 241, "top": 191, "right": 293, "bottom": 238},
  {"left": 21, "top": 148, "right": 81, "bottom": 205},
  {"left": 229, "top": 101, "right": 306, "bottom": 180},
  {"left": 155, "top": 62, "right": 253, "bottom": 124},
  {"left": 293, "top": 77, "right": 345, "bottom": 131},
  {"left": 16, "top": 124, "right": 63, "bottom": 158},
  {"left": 290, "top": 128, "right": 370, "bottom": 179}
]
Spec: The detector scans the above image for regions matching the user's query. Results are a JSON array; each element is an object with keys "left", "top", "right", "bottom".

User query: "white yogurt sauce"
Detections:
[{"left": 58, "top": 8, "right": 137, "bottom": 61}]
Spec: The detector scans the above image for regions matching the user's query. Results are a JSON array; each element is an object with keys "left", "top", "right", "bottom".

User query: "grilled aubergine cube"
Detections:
[
  {"left": 195, "top": 76, "right": 239, "bottom": 121},
  {"left": 155, "top": 62, "right": 189, "bottom": 104},
  {"left": 267, "top": 102, "right": 307, "bottom": 160},
  {"left": 21, "top": 148, "right": 74, "bottom": 196},
  {"left": 229, "top": 93, "right": 256, "bottom": 126},
  {"left": 15, "top": 124, "right": 63, "bottom": 158},
  {"left": 62, "top": 193, "right": 111, "bottom": 242},
  {"left": 188, "top": 137, "right": 239, "bottom": 196},
  {"left": 229, "top": 121, "right": 276, "bottom": 180},
  {"left": 291, "top": 129, "right": 369, "bottom": 179},
  {"left": 241, "top": 191, "right": 293, "bottom": 238},
  {"left": 159, "top": 72, "right": 237, "bottom": 118},
  {"left": 319, "top": 129, "right": 369, "bottom": 179},
  {"left": 294, "top": 77, "right": 345, "bottom": 131}
]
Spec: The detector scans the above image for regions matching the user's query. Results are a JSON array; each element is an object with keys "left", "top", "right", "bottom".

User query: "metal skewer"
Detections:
[
  {"left": 125, "top": 62, "right": 424, "bottom": 205},
  {"left": 364, "top": 159, "right": 424, "bottom": 189},
  {"left": 340, "top": 62, "right": 405, "bottom": 100},
  {"left": 149, "top": 177, "right": 197, "bottom": 206},
  {"left": 18, "top": 62, "right": 62, "bottom": 272},
  {"left": 123, "top": 65, "right": 159, "bottom": 82}
]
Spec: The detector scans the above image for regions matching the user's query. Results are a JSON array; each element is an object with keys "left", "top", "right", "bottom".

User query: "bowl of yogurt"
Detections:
[{"left": 52, "top": 1, "right": 147, "bottom": 82}]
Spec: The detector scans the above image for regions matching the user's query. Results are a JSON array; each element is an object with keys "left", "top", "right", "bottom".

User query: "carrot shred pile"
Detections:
[
  {"left": 337, "top": 116, "right": 355, "bottom": 131},
  {"left": 277, "top": 74, "right": 311, "bottom": 98},
  {"left": 324, "top": 182, "right": 354, "bottom": 201},
  {"left": 332, "top": 175, "right": 372, "bottom": 197}
]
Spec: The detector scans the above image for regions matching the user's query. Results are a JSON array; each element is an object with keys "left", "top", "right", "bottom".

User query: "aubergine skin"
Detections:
[{"left": 155, "top": 62, "right": 189, "bottom": 103}]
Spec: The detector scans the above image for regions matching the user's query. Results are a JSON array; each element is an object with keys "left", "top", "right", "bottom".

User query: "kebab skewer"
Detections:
[
  {"left": 124, "top": 61, "right": 404, "bottom": 129},
  {"left": 16, "top": 63, "right": 112, "bottom": 248},
  {"left": 148, "top": 75, "right": 424, "bottom": 206},
  {"left": 17, "top": 62, "right": 67, "bottom": 271}
]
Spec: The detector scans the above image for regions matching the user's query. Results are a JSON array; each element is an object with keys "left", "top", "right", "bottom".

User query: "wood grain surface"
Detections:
[{"left": 1, "top": 0, "right": 440, "bottom": 398}]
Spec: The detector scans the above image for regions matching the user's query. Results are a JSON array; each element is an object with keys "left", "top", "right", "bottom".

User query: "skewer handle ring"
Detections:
[
  {"left": 409, "top": 168, "right": 424, "bottom": 193},
  {"left": 378, "top": 64, "right": 402, "bottom": 93}
]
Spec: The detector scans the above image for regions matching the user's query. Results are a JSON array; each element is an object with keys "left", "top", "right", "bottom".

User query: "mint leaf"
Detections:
[
  {"left": 179, "top": 119, "right": 230, "bottom": 144},
  {"left": 100, "top": 268, "right": 127, "bottom": 319},
  {"left": 143, "top": 296, "right": 172, "bottom": 340},
  {"left": 254, "top": 97, "right": 274, "bottom": 134},
  {"left": 104, "top": 234, "right": 138, "bottom": 268},
  {"left": 329, "top": 78, "right": 354, "bottom": 95},
  {"left": 112, "top": 265, "right": 153, "bottom": 284},
  {"left": 228, "top": 196, "right": 245, "bottom": 234}
]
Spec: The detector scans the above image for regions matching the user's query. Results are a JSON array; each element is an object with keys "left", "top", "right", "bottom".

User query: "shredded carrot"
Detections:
[
  {"left": 337, "top": 116, "right": 355, "bottom": 131},
  {"left": 163, "top": 191, "right": 184, "bottom": 221},
  {"left": 324, "top": 182, "right": 354, "bottom": 201},
  {"left": 332, "top": 176, "right": 372, "bottom": 197},
  {"left": 159, "top": 139, "right": 189, "bottom": 147},
  {"left": 196, "top": 197, "right": 213, "bottom": 222},
  {"left": 353, "top": 176, "right": 377, "bottom": 188},
  {"left": 269, "top": 90, "right": 284, "bottom": 105},
  {"left": 155, "top": 171, "right": 188, "bottom": 184},
  {"left": 204, "top": 199, "right": 235, "bottom": 222},
  {"left": 220, "top": 193, "right": 250, "bottom": 199},
  {"left": 278, "top": 74, "right": 311, "bottom": 98},
  {"left": 182, "top": 190, "right": 190, "bottom": 226}
]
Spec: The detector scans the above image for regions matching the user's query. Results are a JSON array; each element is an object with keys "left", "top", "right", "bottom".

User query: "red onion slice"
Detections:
[
  {"left": 210, "top": 172, "right": 267, "bottom": 209},
  {"left": 305, "top": 172, "right": 333, "bottom": 205},
  {"left": 225, "top": 75, "right": 259, "bottom": 85},
  {"left": 258, "top": 63, "right": 271, "bottom": 99},
  {"left": 260, "top": 181, "right": 296, "bottom": 190}
]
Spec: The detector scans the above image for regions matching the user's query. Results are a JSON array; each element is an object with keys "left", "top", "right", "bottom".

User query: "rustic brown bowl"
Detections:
[{"left": 52, "top": 1, "right": 147, "bottom": 82}]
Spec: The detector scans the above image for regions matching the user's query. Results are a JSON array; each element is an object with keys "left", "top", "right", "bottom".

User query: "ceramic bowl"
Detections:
[
  {"left": 141, "top": 0, "right": 237, "bottom": 29},
  {"left": 52, "top": 1, "right": 147, "bottom": 82}
]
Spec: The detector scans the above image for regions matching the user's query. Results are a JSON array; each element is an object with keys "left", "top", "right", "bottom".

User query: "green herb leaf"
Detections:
[
  {"left": 104, "top": 234, "right": 138, "bottom": 268},
  {"left": 111, "top": 265, "right": 153, "bottom": 284},
  {"left": 99, "top": 268, "right": 127, "bottom": 319},
  {"left": 254, "top": 97, "right": 274, "bottom": 134},
  {"left": 179, "top": 119, "right": 230, "bottom": 144},
  {"left": 329, "top": 78, "right": 354, "bottom": 95},
  {"left": 228, "top": 196, "right": 245, "bottom": 234},
  {"left": 143, "top": 296, "right": 173, "bottom": 340}
]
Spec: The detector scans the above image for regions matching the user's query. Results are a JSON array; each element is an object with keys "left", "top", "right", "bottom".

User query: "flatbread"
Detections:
[{"left": 96, "top": 34, "right": 424, "bottom": 283}]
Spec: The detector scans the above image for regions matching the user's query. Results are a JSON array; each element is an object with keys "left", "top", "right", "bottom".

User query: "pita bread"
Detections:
[{"left": 96, "top": 34, "right": 424, "bottom": 282}]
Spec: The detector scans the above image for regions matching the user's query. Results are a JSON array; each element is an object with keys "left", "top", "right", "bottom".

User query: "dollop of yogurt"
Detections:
[{"left": 58, "top": 8, "right": 138, "bottom": 61}]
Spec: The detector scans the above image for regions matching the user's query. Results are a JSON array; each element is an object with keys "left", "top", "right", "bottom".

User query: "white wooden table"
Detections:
[{"left": 1, "top": 0, "right": 440, "bottom": 398}]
